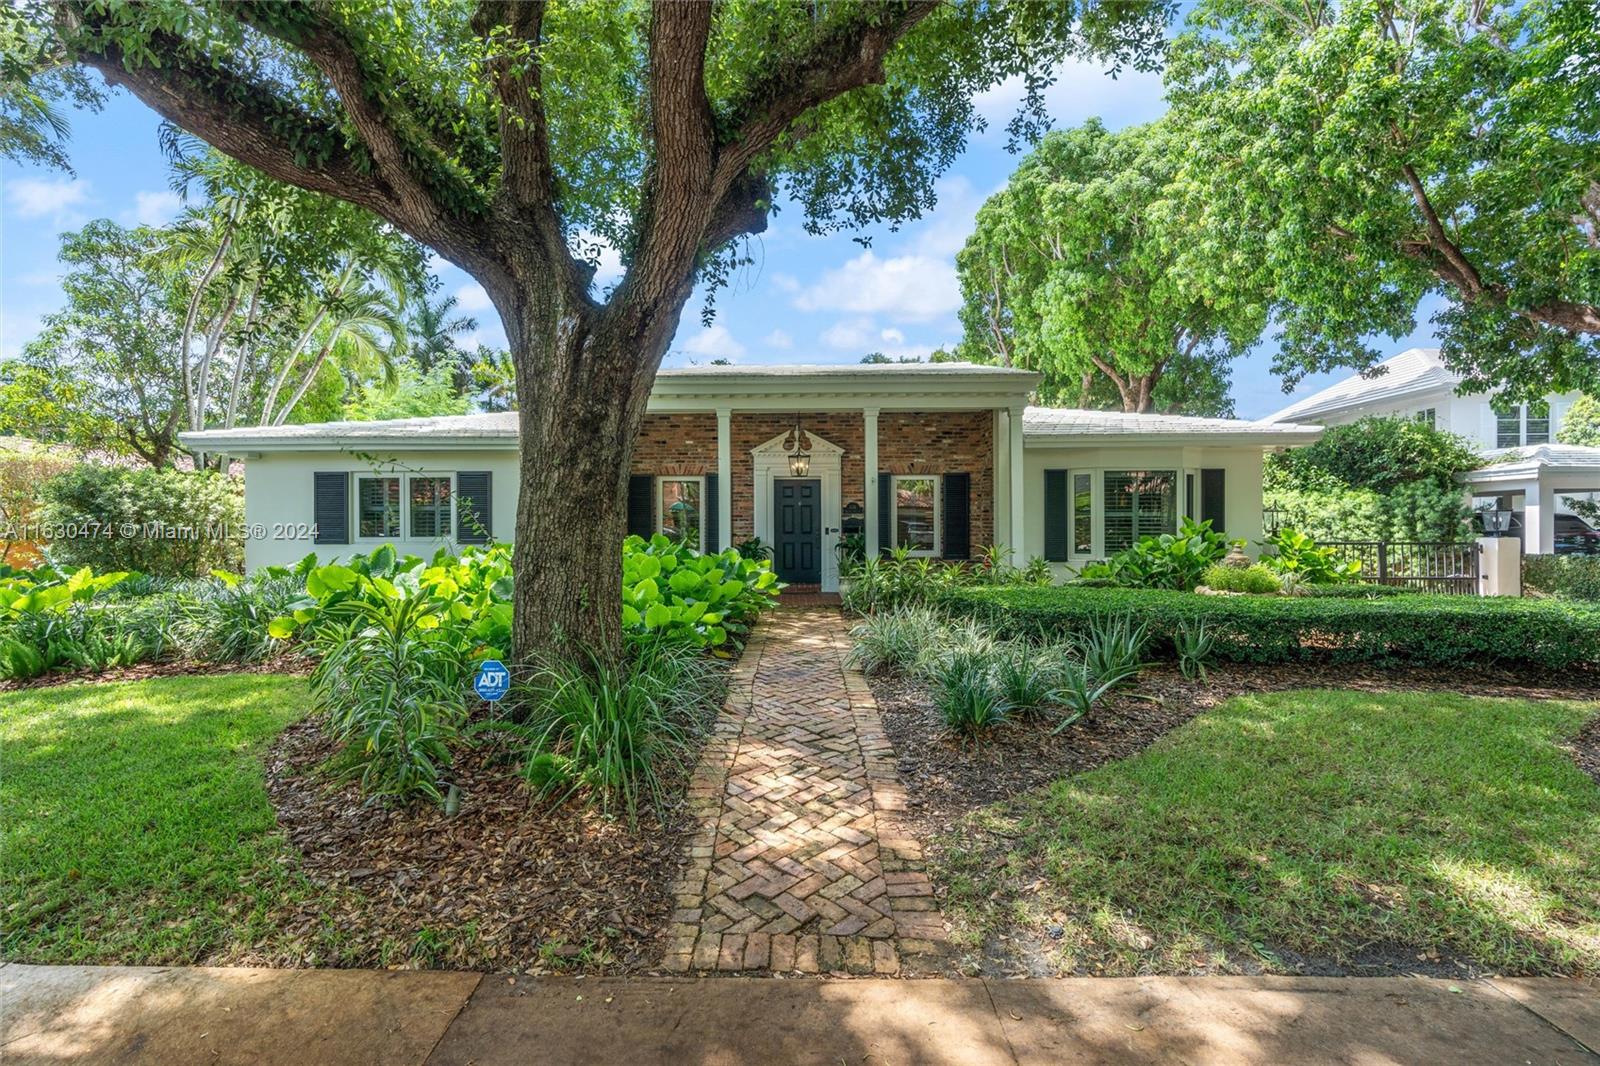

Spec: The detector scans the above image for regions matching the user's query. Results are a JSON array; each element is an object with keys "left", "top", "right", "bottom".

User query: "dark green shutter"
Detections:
[
  {"left": 627, "top": 475, "right": 655, "bottom": 538},
  {"left": 456, "top": 471, "right": 491, "bottom": 544},
  {"left": 942, "top": 473, "right": 971, "bottom": 560},
  {"left": 313, "top": 472, "right": 348, "bottom": 545},
  {"left": 1201, "top": 468, "right": 1226, "bottom": 534},
  {"left": 1043, "top": 469, "right": 1069, "bottom": 561},
  {"left": 703, "top": 473, "right": 719, "bottom": 552},
  {"left": 877, "top": 473, "right": 892, "bottom": 555}
]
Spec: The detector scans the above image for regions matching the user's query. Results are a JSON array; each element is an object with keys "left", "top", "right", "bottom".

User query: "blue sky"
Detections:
[{"left": 0, "top": 57, "right": 1441, "bottom": 419}]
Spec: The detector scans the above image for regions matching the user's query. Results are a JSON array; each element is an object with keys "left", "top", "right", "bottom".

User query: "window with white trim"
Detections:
[
  {"left": 356, "top": 476, "right": 401, "bottom": 539},
  {"left": 1072, "top": 473, "right": 1092, "bottom": 555},
  {"left": 409, "top": 476, "right": 453, "bottom": 539},
  {"left": 1495, "top": 401, "right": 1551, "bottom": 447},
  {"left": 1103, "top": 470, "right": 1176, "bottom": 554},
  {"left": 891, "top": 475, "right": 939, "bottom": 555},
  {"left": 1415, "top": 407, "right": 1436, "bottom": 429},
  {"left": 658, "top": 477, "right": 703, "bottom": 547}
]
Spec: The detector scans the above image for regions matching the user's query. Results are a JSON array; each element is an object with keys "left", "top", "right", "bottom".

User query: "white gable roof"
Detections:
[
  {"left": 1266, "top": 348, "right": 1458, "bottom": 423},
  {"left": 1023, "top": 406, "right": 1321, "bottom": 445}
]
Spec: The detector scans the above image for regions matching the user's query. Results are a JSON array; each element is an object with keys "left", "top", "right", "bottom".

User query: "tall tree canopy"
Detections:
[
  {"left": 955, "top": 118, "right": 1266, "bottom": 413},
  {"left": 27, "top": 0, "right": 1167, "bottom": 658},
  {"left": 1164, "top": 0, "right": 1600, "bottom": 397}
]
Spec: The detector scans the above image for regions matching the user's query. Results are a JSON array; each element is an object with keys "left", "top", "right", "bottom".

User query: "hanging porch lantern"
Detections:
[{"left": 785, "top": 414, "right": 811, "bottom": 477}]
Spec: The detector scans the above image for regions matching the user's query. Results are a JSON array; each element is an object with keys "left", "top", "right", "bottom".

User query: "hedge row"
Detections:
[
  {"left": 1524, "top": 554, "right": 1600, "bottom": 602},
  {"left": 939, "top": 586, "right": 1600, "bottom": 669}
]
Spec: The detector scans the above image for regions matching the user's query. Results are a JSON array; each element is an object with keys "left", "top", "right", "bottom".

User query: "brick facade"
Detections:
[{"left": 631, "top": 410, "right": 995, "bottom": 549}]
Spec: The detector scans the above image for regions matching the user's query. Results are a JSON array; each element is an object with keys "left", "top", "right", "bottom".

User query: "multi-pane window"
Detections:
[
  {"left": 1526, "top": 400, "right": 1550, "bottom": 444},
  {"left": 1496, "top": 402, "right": 1551, "bottom": 447},
  {"left": 1495, "top": 405, "right": 1521, "bottom": 448},
  {"left": 1415, "top": 408, "right": 1436, "bottom": 429},
  {"left": 1103, "top": 470, "right": 1176, "bottom": 554},
  {"left": 892, "top": 475, "right": 939, "bottom": 555},
  {"left": 357, "top": 476, "right": 401, "bottom": 539},
  {"left": 659, "top": 477, "right": 703, "bottom": 546},
  {"left": 1072, "top": 473, "right": 1092, "bottom": 555},
  {"left": 409, "top": 476, "right": 452, "bottom": 539}
]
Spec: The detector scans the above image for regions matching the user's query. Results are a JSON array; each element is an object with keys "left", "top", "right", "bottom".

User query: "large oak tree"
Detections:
[
  {"left": 955, "top": 119, "right": 1266, "bottom": 414},
  {"left": 31, "top": 0, "right": 1165, "bottom": 659},
  {"left": 1164, "top": 0, "right": 1600, "bottom": 396}
]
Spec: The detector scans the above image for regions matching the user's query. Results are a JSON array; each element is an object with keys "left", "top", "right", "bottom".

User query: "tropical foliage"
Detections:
[
  {"left": 1076, "top": 518, "right": 1230, "bottom": 591},
  {"left": 621, "top": 534, "right": 781, "bottom": 648}
]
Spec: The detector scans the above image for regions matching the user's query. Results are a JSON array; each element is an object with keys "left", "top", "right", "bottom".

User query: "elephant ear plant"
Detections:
[{"left": 269, "top": 544, "right": 516, "bottom": 804}]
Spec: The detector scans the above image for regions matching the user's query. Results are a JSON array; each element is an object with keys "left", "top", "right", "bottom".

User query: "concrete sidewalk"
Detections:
[{"left": 2, "top": 964, "right": 1596, "bottom": 1066}]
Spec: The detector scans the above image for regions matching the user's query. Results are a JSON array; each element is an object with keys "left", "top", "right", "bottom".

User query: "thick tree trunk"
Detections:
[{"left": 497, "top": 267, "right": 694, "bottom": 667}]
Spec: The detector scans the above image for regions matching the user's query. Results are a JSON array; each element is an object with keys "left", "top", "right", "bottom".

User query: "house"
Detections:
[
  {"left": 1267, "top": 347, "right": 1600, "bottom": 554},
  {"left": 179, "top": 363, "right": 1321, "bottom": 586}
]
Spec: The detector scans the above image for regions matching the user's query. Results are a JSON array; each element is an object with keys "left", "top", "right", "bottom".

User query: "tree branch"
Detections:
[
  {"left": 709, "top": 1, "right": 939, "bottom": 203},
  {"left": 1401, "top": 162, "right": 1485, "bottom": 296}
]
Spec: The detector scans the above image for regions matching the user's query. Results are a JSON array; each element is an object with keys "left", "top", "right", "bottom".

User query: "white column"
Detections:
[
  {"left": 716, "top": 407, "right": 732, "bottom": 552},
  {"left": 1008, "top": 404, "right": 1025, "bottom": 555},
  {"left": 993, "top": 409, "right": 1009, "bottom": 548},
  {"left": 1525, "top": 477, "right": 1557, "bottom": 556},
  {"left": 863, "top": 407, "right": 880, "bottom": 557}
]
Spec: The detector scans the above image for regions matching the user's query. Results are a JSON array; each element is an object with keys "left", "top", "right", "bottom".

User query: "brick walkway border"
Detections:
[{"left": 660, "top": 608, "right": 948, "bottom": 975}]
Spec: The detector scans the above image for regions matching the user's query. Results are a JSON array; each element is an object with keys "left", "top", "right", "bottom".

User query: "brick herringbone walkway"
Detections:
[{"left": 661, "top": 608, "right": 948, "bottom": 975}]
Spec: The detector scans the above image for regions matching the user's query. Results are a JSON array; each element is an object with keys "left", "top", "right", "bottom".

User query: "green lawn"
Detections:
[
  {"left": 938, "top": 689, "right": 1600, "bottom": 975},
  {"left": 1, "top": 674, "right": 348, "bottom": 965}
]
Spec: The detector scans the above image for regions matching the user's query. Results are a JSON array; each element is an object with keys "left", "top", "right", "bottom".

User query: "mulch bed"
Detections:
[
  {"left": 871, "top": 659, "right": 1600, "bottom": 978},
  {"left": 875, "top": 661, "right": 1600, "bottom": 828},
  {"left": 0, "top": 654, "right": 313, "bottom": 692},
  {"left": 255, "top": 713, "right": 700, "bottom": 974}
]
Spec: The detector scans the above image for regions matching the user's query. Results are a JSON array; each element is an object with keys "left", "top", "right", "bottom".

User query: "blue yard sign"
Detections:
[{"left": 474, "top": 659, "right": 510, "bottom": 702}]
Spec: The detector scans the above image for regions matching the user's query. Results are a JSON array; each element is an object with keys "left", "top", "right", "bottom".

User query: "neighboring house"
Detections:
[
  {"left": 179, "top": 363, "right": 1320, "bottom": 586},
  {"left": 1267, "top": 347, "right": 1599, "bottom": 555}
]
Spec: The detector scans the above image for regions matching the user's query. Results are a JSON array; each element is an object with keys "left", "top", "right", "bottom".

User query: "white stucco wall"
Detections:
[
  {"left": 1314, "top": 389, "right": 1579, "bottom": 450},
  {"left": 242, "top": 449, "right": 519, "bottom": 570},
  {"left": 1019, "top": 443, "right": 1267, "bottom": 577}
]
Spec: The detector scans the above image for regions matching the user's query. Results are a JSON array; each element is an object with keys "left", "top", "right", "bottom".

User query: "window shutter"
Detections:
[
  {"left": 877, "top": 473, "right": 891, "bottom": 555},
  {"left": 627, "top": 475, "right": 655, "bottom": 539},
  {"left": 942, "top": 473, "right": 971, "bottom": 560},
  {"left": 703, "top": 473, "right": 719, "bottom": 553},
  {"left": 1043, "top": 470, "right": 1069, "bottom": 561},
  {"left": 456, "top": 471, "right": 492, "bottom": 544},
  {"left": 313, "top": 472, "right": 348, "bottom": 545},
  {"left": 1201, "top": 468, "right": 1226, "bottom": 534}
]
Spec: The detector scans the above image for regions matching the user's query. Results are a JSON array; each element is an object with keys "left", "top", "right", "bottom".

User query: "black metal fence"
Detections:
[{"left": 1320, "top": 540, "right": 1481, "bottom": 595}]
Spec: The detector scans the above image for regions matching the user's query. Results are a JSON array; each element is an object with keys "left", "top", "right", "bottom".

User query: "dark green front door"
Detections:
[{"left": 774, "top": 478, "right": 821, "bottom": 583}]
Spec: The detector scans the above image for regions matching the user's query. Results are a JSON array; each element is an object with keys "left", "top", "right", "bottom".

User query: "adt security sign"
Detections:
[{"left": 474, "top": 659, "right": 510, "bottom": 702}]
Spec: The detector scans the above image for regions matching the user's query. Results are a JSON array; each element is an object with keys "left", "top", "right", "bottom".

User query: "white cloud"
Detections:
[
  {"left": 880, "top": 328, "right": 906, "bottom": 345},
  {"left": 770, "top": 272, "right": 801, "bottom": 294},
  {"left": 906, "top": 175, "right": 986, "bottom": 259},
  {"left": 795, "top": 251, "right": 960, "bottom": 322},
  {"left": 127, "top": 190, "right": 181, "bottom": 227},
  {"left": 762, "top": 328, "right": 793, "bottom": 350},
  {"left": 455, "top": 282, "right": 493, "bottom": 312},
  {"left": 679, "top": 323, "right": 746, "bottom": 360},
  {"left": 821, "top": 318, "right": 876, "bottom": 351},
  {"left": 7, "top": 177, "right": 90, "bottom": 219},
  {"left": 973, "top": 57, "right": 1166, "bottom": 138}
]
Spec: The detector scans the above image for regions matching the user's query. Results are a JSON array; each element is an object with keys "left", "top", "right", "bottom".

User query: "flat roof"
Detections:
[{"left": 1024, "top": 406, "right": 1323, "bottom": 446}]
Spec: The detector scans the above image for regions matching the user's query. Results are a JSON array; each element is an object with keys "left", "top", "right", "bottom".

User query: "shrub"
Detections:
[
  {"left": 0, "top": 449, "right": 73, "bottom": 567},
  {"left": 845, "top": 605, "right": 946, "bottom": 676},
  {"left": 1260, "top": 528, "right": 1361, "bottom": 584},
  {"left": 992, "top": 641, "right": 1060, "bottom": 713},
  {"left": 1524, "top": 555, "right": 1600, "bottom": 601},
  {"left": 504, "top": 638, "right": 718, "bottom": 822},
  {"left": 931, "top": 648, "right": 1009, "bottom": 736},
  {"left": 1265, "top": 415, "right": 1480, "bottom": 495},
  {"left": 309, "top": 592, "right": 470, "bottom": 804},
  {"left": 1080, "top": 518, "right": 1228, "bottom": 591},
  {"left": 1173, "top": 619, "right": 1217, "bottom": 681},
  {"left": 1052, "top": 660, "right": 1137, "bottom": 733},
  {"left": 0, "top": 565, "right": 159, "bottom": 679},
  {"left": 175, "top": 571, "right": 307, "bottom": 663},
  {"left": 1201, "top": 563, "right": 1282, "bottom": 594},
  {"left": 940, "top": 585, "right": 1600, "bottom": 669},
  {"left": 38, "top": 465, "right": 243, "bottom": 576},
  {"left": 622, "top": 534, "right": 780, "bottom": 647},
  {"left": 1076, "top": 612, "right": 1149, "bottom": 682}
]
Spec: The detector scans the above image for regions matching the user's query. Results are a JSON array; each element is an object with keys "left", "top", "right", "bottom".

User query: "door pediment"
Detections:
[{"left": 751, "top": 428, "right": 845, "bottom": 457}]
